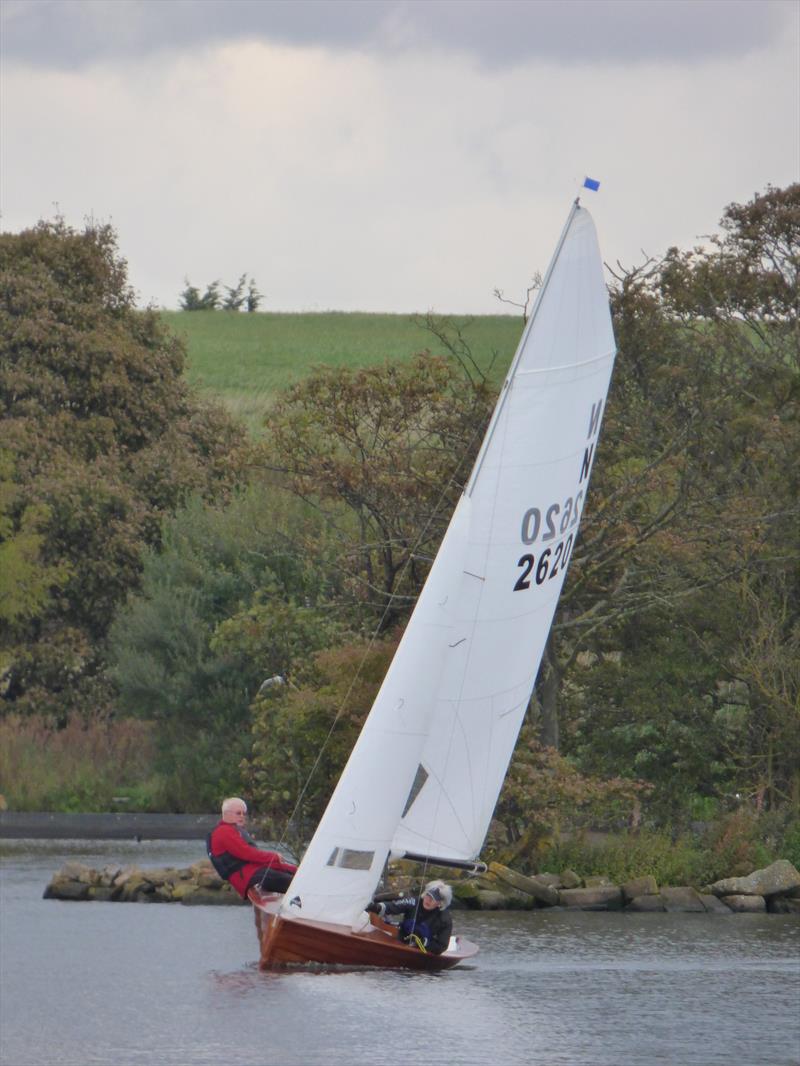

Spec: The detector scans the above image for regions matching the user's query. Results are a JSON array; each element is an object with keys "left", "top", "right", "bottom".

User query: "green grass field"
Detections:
[{"left": 162, "top": 310, "right": 524, "bottom": 433}]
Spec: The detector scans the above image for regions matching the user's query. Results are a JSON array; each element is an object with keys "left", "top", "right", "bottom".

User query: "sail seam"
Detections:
[{"left": 515, "top": 349, "right": 615, "bottom": 374}]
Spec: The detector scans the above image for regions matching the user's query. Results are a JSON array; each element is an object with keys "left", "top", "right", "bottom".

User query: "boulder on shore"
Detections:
[
  {"left": 768, "top": 896, "right": 800, "bottom": 914},
  {"left": 44, "top": 879, "right": 90, "bottom": 901},
  {"left": 534, "top": 873, "right": 563, "bottom": 890},
  {"left": 559, "top": 869, "right": 582, "bottom": 889},
  {"left": 488, "top": 862, "right": 559, "bottom": 906},
  {"left": 699, "top": 894, "right": 732, "bottom": 915},
  {"left": 661, "top": 887, "right": 706, "bottom": 913},
  {"left": 559, "top": 887, "right": 623, "bottom": 910},
  {"left": 43, "top": 861, "right": 247, "bottom": 905},
  {"left": 711, "top": 860, "right": 800, "bottom": 899},
  {"left": 626, "top": 894, "right": 665, "bottom": 912},
  {"left": 453, "top": 872, "right": 534, "bottom": 910},
  {"left": 88, "top": 886, "right": 116, "bottom": 902},
  {"left": 723, "top": 894, "right": 767, "bottom": 913},
  {"left": 622, "top": 876, "right": 658, "bottom": 902}
]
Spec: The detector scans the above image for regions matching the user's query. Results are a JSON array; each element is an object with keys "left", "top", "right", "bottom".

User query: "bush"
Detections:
[
  {"left": 536, "top": 829, "right": 716, "bottom": 887},
  {"left": 703, "top": 809, "right": 774, "bottom": 879},
  {"left": 532, "top": 810, "right": 797, "bottom": 888},
  {"left": 780, "top": 819, "right": 800, "bottom": 868}
]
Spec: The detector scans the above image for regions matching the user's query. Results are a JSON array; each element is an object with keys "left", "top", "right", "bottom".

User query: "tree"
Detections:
[
  {"left": 107, "top": 487, "right": 341, "bottom": 809},
  {"left": 257, "top": 354, "right": 493, "bottom": 626},
  {"left": 535, "top": 185, "right": 799, "bottom": 816},
  {"left": 180, "top": 275, "right": 262, "bottom": 312},
  {"left": 246, "top": 278, "right": 263, "bottom": 312},
  {"left": 0, "top": 452, "right": 71, "bottom": 680},
  {"left": 727, "top": 567, "right": 800, "bottom": 810},
  {"left": 660, "top": 182, "right": 799, "bottom": 327},
  {"left": 179, "top": 279, "right": 203, "bottom": 311},
  {"left": 0, "top": 219, "right": 246, "bottom": 714},
  {"left": 245, "top": 636, "right": 398, "bottom": 838},
  {"left": 223, "top": 274, "right": 247, "bottom": 312},
  {"left": 651, "top": 184, "right": 800, "bottom": 809},
  {"left": 525, "top": 186, "right": 800, "bottom": 764},
  {"left": 198, "top": 280, "right": 221, "bottom": 310}
]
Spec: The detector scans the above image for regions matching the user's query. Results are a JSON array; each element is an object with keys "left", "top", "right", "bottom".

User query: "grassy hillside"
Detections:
[{"left": 162, "top": 310, "right": 524, "bottom": 433}]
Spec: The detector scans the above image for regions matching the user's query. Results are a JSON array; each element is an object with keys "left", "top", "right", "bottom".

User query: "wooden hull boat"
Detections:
[{"left": 249, "top": 888, "right": 479, "bottom": 971}]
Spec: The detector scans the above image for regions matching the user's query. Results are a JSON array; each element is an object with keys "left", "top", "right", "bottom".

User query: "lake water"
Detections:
[{"left": 2, "top": 839, "right": 799, "bottom": 1066}]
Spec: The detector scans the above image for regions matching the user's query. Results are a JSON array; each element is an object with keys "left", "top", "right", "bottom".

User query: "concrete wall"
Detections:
[{"left": 0, "top": 812, "right": 217, "bottom": 840}]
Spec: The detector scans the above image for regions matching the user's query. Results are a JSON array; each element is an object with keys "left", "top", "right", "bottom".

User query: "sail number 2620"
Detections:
[{"left": 512, "top": 498, "right": 580, "bottom": 592}]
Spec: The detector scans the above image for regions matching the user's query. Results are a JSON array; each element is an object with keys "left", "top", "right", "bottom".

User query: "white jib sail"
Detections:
[{"left": 280, "top": 202, "right": 616, "bottom": 928}]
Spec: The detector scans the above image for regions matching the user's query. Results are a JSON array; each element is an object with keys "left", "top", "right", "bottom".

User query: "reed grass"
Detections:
[{"left": 0, "top": 714, "right": 162, "bottom": 812}]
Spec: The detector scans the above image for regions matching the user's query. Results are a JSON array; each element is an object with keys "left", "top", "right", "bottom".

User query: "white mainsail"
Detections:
[{"left": 280, "top": 201, "right": 616, "bottom": 928}]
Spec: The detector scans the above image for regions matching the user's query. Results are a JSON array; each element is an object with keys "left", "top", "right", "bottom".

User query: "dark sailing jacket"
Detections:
[
  {"left": 206, "top": 822, "right": 297, "bottom": 898},
  {"left": 381, "top": 896, "right": 453, "bottom": 955}
]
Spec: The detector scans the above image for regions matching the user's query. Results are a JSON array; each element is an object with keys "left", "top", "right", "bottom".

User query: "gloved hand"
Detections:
[{"left": 366, "top": 901, "right": 385, "bottom": 915}]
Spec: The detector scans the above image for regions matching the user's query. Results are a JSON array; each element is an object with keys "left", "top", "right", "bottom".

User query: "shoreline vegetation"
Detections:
[
  {"left": 42, "top": 857, "right": 800, "bottom": 916},
  {"left": 9, "top": 809, "right": 800, "bottom": 902},
  {"left": 2, "top": 186, "right": 798, "bottom": 894}
]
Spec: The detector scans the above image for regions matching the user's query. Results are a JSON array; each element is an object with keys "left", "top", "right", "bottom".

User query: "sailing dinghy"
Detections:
[{"left": 251, "top": 197, "right": 617, "bottom": 969}]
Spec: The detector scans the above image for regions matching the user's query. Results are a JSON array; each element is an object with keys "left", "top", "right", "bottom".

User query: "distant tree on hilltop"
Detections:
[
  {"left": 246, "top": 278, "right": 262, "bottom": 312},
  {"left": 223, "top": 274, "right": 247, "bottom": 311},
  {"left": 179, "top": 274, "right": 262, "bottom": 311}
]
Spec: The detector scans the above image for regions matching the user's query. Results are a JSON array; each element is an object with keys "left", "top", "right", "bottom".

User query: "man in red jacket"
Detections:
[{"left": 207, "top": 797, "right": 297, "bottom": 898}]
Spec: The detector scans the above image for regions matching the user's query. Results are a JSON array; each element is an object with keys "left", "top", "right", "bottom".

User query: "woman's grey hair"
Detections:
[{"left": 423, "top": 879, "right": 453, "bottom": 909}]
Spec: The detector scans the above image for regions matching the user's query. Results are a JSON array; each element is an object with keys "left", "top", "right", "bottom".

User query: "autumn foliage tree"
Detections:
[
  {"left": 257, "top": 353, "right": 493, "bottom": 627},
  {"left": 554, "top": 184, "right": 799, "bottom": 812},
  {"left": 244, "top": 637, "right": 399, "bottom": 840}
]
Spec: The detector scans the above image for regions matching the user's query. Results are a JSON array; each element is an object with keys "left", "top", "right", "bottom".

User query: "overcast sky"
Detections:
[{"left": 1, "top": 0, "right": 798, "bottom": 314}]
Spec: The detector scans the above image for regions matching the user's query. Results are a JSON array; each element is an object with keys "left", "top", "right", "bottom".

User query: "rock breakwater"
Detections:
[
  {"left": 44, "top": 860, "right": 247, "bottom": 905},
  {"left": 43, "top": 857, "right": 800, "bottom": 914},
  {"left": 396, "top": 858, "right": 800, "bottom": 914}
]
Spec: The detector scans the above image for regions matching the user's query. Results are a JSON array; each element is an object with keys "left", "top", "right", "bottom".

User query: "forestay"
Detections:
[{"left": 280, "top": 203, "right": 616, "bottom": 929}]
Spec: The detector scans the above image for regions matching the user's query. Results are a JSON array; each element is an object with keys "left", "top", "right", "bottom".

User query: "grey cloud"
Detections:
[{"left": 2, "top": 0, "right": 792, "bottom": 69}]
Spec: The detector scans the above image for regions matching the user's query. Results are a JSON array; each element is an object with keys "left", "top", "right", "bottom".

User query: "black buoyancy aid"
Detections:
[
  {"left": 400, "top": 915, "right": 432, "bottom": 944},
  {"left": 205, "top": 825, "right": 257, "bottom": 881}
]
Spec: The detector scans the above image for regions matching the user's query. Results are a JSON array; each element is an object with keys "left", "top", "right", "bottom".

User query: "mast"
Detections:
[{"left": 465, "top": 198, "right": 583, "bottom": 497}]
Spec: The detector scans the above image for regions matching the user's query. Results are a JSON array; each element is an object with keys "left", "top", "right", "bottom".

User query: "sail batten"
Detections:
[{"left": 281, "top": 203, "right": 617, "bottom": 929}]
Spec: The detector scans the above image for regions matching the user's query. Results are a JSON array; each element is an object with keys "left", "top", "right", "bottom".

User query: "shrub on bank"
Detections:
[
  {"left": 536, "top": 830, "right": 713, "bottom": 888},
  {"left": 534, "top": 813, "right": 800, "bottom": 889}
]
